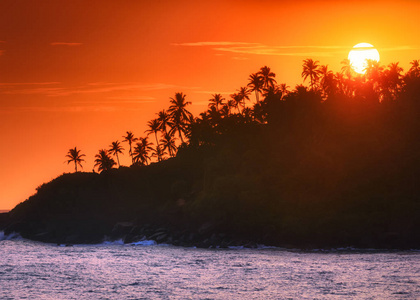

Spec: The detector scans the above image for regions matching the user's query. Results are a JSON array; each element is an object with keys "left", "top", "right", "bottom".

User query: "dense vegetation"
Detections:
[{"left": 2, "top": 59, "right": 420, "bottom": 249}]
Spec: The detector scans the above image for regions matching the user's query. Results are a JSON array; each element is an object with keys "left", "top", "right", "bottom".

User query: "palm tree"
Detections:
[
  {"left": 341, "top": 58, "right": 353, "bottom": 79},
  {"left": 151, "top": 145, "right": 167, "bottom": 161},
  {"left": 230, "top": 93, "right": 242, "bottom": 114},
  {"left": 145, "top": 119, "right": 161, "bottom": 146},
  {"left": 365, "top": 59, "right": 384, "bottom": 82},
  {"left": 219, "top": 104, "right": 230, "bottom": 118},
  {"left": 132, "top": 140, "right": 152, "bottom": 166},
  {"left": 226, "top": 99, "right": 237, "bottom": 115},
  {"left": 319, "top": 65, "right": 335, "bottom": 98},
  {"left": 65, "top": 147, "right": 85, "bottom": 173},
  {"left": 208, "top": 93, "right": 225, "bottom": 111},
  {"left": 168, "top": 92, "right": 193, "bottom": 143},
  {"left": 122, "top": 131, "right": 138, "bottom": 165},
  {"left": 262, "top": 84, "right": 282, "bottom": 98},
  {"left": 257, "top": 66, "right": 277, "bottom": 90},
  {"left": 145, "top": 118, "right": 162, "bottom": 162},
  {"left": 383, "top": 62, "right": 404, "bottom": 101},
  {"left": 108, "top": 141, "right": 124, "bottom": 167},
  {"left": 279, "top": 83, "right": 290, "bottom": 100},
  {"left": 302, "top": 58, "right": 321, "bottom": 90},
  {"left": 247, "top": 73, "right": 264, "bottom": 103},
  {"left": 206, "top": 105, "right": 222, "bottom": 126},
  {"left": 242, "top": 107, "right": 254, "bottom": 122},
  {"left": 94, "top": 149, "right": 116, "bottom": 173},
  {"left": 136, "top": 137, "right": 154, "bottom": 165},
  {"left": 156, "top": 109, "right": 173, "bottom": 136},
  {"left": 160, "top": 132, "right": 177, "bottom": 157},
  {"left": 408, "top": 60, "right": 420, "bottom": 78},
  {"left": 237, "top": 87, "right": 251, "bottom": 112}
]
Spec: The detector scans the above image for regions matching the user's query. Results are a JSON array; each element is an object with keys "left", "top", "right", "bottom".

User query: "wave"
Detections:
[
  {"left": 0, "top": 231, "right": 22, "bottom": 241},
  {"left": 129, "top": 240, "right": 157, "bottom": 246}
]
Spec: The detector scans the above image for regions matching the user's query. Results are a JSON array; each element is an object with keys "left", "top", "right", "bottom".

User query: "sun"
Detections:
[{"left": 348, "top": 43, "right": 380, "bottom": 74}]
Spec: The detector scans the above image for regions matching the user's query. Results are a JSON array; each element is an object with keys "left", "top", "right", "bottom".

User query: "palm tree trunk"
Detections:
[
  {"left": 154, "top": 132, "right": 159, "bottom": 149},
  {"left": 116, "top": 153, "right": 120, "bottom": 167},
  {"left": 178, "top": 128, "right": 184, "bottom": 143},
  {"left": 129, "top": 143, "right": 134, "bottom": 165},
  {"left": 255, "top": 90, "right": 259, "bottom": 103},
  {"left": 74, "top": 161, "right": 77, "bottom": 173},
  {"left": 154, "top": 132, "right": 161, "bottom": 161}
]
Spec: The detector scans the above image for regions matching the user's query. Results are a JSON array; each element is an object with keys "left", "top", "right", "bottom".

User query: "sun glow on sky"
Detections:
[
  {"left": 348, "top": 43, "right": 380, "bottom": 74},
  {"left": 0, "top": 0, "right": 419, "bottom": 210}
]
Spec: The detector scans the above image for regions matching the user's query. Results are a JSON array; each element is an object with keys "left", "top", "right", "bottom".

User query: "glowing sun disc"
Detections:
[{"left": 348, "top": 43, "right": 380, "bottom": 74}]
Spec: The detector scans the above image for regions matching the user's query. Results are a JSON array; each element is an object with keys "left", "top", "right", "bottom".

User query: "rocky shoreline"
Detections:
[{"left": 1, "top": 213, "right": 417, "bottom": 250}]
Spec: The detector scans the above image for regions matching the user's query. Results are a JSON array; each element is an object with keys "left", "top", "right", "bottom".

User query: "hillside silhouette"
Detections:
[{"left": 2, "top": 60, "right": 420, "bottom": 249}]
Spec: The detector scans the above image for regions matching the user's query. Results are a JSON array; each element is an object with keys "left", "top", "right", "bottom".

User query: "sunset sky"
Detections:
[{"left": 0, "top": 0, "right": 419, "bottom": 210}]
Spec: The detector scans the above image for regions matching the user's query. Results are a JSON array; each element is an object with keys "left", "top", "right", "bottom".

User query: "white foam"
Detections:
[
  {"left": 0, "top": 231, "right": 21, "bottom": 241},
  {"left": 102, "top": 239, "right": 125, "bottom": 245},
  {"left": 130, "top": 240, "right": 157, "bottom": 246}
]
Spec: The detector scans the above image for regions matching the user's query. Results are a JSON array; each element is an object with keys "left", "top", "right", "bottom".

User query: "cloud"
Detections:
[
  {"left": 175, "top": 41, "right": 420, "bottom": 58},
  {"left": 213, "top": 45, "right": 348, "bottom": 57},
  {"left": 107, "top": 96, "right": 156, "bottom": 100},
  {"left": 381, "top": 46, "right": 419, "bottom": 51},
  {"left": 4, "top": 106, "right": 121, "bottom": 113},
  {"left": 0, "top": 82, "right": 64, "bottom": 95},
  {"left": 51, "top": 83, "right": 186, "bottom": 96},
  {"left": 0, "top": 82, "right": 197, "bottom": 97},
  {"left": 50, "top": 42, "right": 82, "bottom": 46},
  {"left": 0, "top": 82, "right": 61, "bottom": 86},
  {"left": 193, "top": 90, "right": 233, "bottom": 95},
  {"left": 172, "top": 41, "right": 260, "bottom": 46}
]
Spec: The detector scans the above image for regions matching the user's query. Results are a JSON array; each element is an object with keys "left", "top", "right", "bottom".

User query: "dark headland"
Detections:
[{"left": 1, "top": 64, "right": 420, "bottom": 249}]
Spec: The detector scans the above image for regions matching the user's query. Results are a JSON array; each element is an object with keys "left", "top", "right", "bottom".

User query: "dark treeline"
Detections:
[{"left": 2, "top": 59, "right": 420, "bottom": 249}]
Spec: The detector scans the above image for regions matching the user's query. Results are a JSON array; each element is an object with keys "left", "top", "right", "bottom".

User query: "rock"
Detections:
[
  {"left": 110, "top": 222, "right": 135, "bottom": 240},
  {"left": 0, "top": 212, "right": 9, "bottom": 230}
]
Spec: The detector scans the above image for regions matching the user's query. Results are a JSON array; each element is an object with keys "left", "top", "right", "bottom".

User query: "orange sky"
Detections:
[{"left": 0, "top": 0, "right": 419, "bottom": 210}]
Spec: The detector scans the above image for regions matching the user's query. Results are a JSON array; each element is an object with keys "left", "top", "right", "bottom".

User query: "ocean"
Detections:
[{"left": 1, "top": 234, "right": 419, "bottom": 299}]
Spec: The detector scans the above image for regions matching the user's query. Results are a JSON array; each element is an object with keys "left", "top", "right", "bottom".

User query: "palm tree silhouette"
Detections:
[
  {"left": 157, "top": 109, "right": 173, "bottom": 136},
  {"left": 230, "top": 93, "right": 241, "bottom": 114},
  {"left": 65, "top": 147, "right": 86, "bottom": 173},
  {"left": 279, "top": 83, "right": 290, "bottom": 100},
  {"left": 341, "top": 58, "right": 353, "bottom": 79},
  {"left": 168, "top": 92, "right": 193, "bottom": 143},
  {"left": 151, "top": 144, "right": 167, "bottom": 161},
  {"left": 108, "top": 141, "right": 124, "bottom": 167},
  {"left": 226, "top": 99, "right": 237, "bottom": 115},
  {"left": 133, "top": 137, "right": 153, "bottom": 165},
  {"left": 408, "top": 60, "right": 420, "bottom": 77},
  {"left": 258, "top": 66, "right": 277, "bottom": 90},
  {"left": 365, "top": 59, "right": 384, "bottom": 81},
  {"left": 237, "top": 86, "right": 251, "bottom": 113},
  {"left": 122, "top": 131, "right": 138, "bottom": 165},
  {"left": 262, "top": 84, "right": 282, "bottom": 98},
  {"left": 319, "top": 65, "right": 335, "bottom": 97},
  {"left": 145, "top": 119, "right": 161, "bottom": 146},
  {"left": 247, "top": 73, "right": 264, "bottom": 103},
  {"left": 302, "top": 59, "right": 321, "bottom": 90},
  {"left": 160, "top": 132, "right": 177, "bottom": 157},
  {"left": 94, "top": 149, "right": 116, "bottom": 173},
  {"left": 145, "top": 118, "right": 162, "bottom": 161},
  {"left": 208, "top": 94, "right": 225, "bottom": 112},
  {"left": 384, "top": 62, "right": 404, "bottom": 101}
]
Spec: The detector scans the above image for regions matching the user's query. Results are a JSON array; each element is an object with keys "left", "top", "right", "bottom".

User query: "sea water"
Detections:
[{"left": 0, "top": 234, "right": 419, "bottom": 299}]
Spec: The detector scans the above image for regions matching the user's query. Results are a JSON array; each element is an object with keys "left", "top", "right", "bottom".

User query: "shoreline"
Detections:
[{"left": 1, "top": 230, "right": 420, "bottom": 253}]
